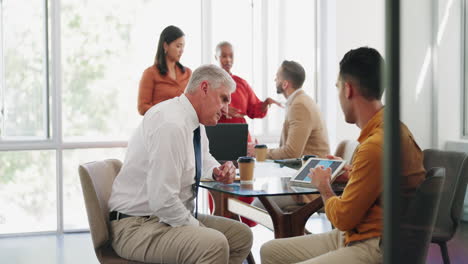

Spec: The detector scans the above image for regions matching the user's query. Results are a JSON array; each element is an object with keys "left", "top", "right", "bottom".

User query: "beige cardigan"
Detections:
[{"left": 267, "top": 89, "right": 330, "bottom": 159}]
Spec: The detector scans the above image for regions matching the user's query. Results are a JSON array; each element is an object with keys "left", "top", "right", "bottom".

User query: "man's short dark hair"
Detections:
[
  {"left": 280, "top": 60, "right": 306, "bottom": 89},
  {"left": 339, "top": 47, "right": 385, "bottom": 100}
]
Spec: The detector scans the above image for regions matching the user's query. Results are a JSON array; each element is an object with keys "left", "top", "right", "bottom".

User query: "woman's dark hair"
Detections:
[{"left": 154, "top": 25, "right": 186, "bottom": 75}]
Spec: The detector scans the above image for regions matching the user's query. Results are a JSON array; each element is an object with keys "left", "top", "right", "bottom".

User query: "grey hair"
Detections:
[
  {"left": 185, "top": 64, "right": 236, "bottom": 94},
  {"left": 215, "top": 41, "right": 233, "bottom": 56}
]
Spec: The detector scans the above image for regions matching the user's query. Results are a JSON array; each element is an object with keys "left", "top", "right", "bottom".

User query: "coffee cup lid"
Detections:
[
  {"left": 254, "top": 144, "right": 268, "bottom": 149},
  {"left": 237, "top": 156, "right": 255, "bottom": 163}
]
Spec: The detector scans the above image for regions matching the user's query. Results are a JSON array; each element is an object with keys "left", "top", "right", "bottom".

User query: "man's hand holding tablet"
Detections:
[
  {"left": 289, "top": 157, "right": 346, "bottom": 188},
  {"left": 308, "top": 165, "right": 332, "bottom": 189},
  {"left": 306, "top": 156, "right": 349, "bottom": 203},
  {"left": 325, "top": 155, "right": 352, "bottom": 183}
]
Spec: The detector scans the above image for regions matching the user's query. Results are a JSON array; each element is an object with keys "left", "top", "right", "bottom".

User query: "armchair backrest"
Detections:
[
  {"left": 423, "top": 149, "right": 468, "bottom": 238},
  {"left": 401, "top": 167, "right": 445, "bottom": 264},
  {"left": 78, "top": 159, "right": 123, "bottom": 251},
  {"left": 334, "top": 140, "right": 359, "bottom": 164}
]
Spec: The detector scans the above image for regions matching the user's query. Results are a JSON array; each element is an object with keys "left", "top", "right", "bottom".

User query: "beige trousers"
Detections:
[
  {"left": 110, "top": 214, "right": 253, "bottom": 264},
  {"left": 261, "top": 229, "right": 382, "bottom": 264}
]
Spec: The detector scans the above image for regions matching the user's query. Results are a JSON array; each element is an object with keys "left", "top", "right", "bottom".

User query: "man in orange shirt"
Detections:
[{"left": 260, "top": 47, "right": 425, "bottom": 263}]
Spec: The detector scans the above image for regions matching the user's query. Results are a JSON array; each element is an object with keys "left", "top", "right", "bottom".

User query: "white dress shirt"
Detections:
[
  {"left": 284, "top": 88, "right": 302, "bottom": 117},
  {"left": 285, "top": 88, "right": 302, "bottom": 107},
  {"left": 108, "top": 94, "right": 220, "bottom": 227}
]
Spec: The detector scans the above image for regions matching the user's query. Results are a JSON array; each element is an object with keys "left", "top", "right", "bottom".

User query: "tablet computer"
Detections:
[{"left": 290, "top": 158, "right": 346, "bottom": 188}]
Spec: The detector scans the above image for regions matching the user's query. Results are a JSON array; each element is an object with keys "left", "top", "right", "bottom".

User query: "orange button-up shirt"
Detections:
[
  {"left": 325, "top": 108, "right": 425, "bottom": 245},
  {"left": 137, "top": 65, "right": 192, "bottom": 115}
]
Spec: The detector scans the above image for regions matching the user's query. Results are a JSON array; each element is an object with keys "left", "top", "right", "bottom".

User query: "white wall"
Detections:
[
  {"left": 398, "top": 0, "right": 463, "bottom": 150},
  {"left": 332, "top": 0, "right": 385, "bottom": 150},
  {"left": 436, "top": 0, "right": 464, "bottom": 149},
  {"left": 400, "top": 0, "right": 434, "bottom": 150}
]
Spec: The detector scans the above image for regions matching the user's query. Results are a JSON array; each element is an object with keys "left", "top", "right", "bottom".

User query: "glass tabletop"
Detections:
[
  {"left": 199, "top": 178, "right": 319, "bottom": 197},
  {"left": 199, "top": 161, "right": 344, "bottom": 197}
]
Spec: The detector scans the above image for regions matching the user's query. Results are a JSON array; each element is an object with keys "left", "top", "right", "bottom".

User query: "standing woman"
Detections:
[
  {"left": 137, "top": 25, "right": 192, "bottom": 115},
  {"left": 212, "top": 41, "right": 282, "bottom": 227},
  {"left": 215, "top": 41, "right": 282, "bottom": 141}
]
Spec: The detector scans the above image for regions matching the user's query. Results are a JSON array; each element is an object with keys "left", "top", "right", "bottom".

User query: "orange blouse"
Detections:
[{"left": 137, "top": 65, "right": 192, "bottom": 115}]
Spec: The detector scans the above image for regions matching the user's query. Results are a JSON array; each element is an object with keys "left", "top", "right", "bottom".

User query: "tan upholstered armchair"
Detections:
[{"left": 79, "top": 159, "right": 148, "bottom": 264}]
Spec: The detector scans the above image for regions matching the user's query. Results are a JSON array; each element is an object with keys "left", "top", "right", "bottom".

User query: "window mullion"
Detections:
[
  {"left": 261, "top": 0, "right": 268, "bottom": 136},
  {"left": 201, "top": 0, "right": 212, "bottom": 65},
  {"left": 50, "top": 0, "right": 63, "bottom": 234},
  {"left": 314, "top": 0, "right": 319, "bottom": 102},
  {"left": 44, "top": 0, "right": 51, "bottom": 139}
]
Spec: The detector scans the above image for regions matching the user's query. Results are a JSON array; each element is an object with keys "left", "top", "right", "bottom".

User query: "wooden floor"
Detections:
[{"left": 0, "top": 217, "right": 467, "bottom": 263}]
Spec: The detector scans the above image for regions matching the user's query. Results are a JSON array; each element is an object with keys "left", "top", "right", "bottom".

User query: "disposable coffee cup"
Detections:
[
  {"left": 302, "top": 155, "right": 317, "bottom": 166},
  {"left": 255, "top": 144, "right": 268, "bottom": 162},
  {"left": 237, "top": 156, "right": 255, "bottom": 183}
]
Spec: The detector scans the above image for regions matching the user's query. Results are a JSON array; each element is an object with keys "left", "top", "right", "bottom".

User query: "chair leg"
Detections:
[
  {"left": 246, "top": 251, "right": 256, "bottom": 264},
  {"left": 438, "top": 242, "right": 450, "bottom": 264}
]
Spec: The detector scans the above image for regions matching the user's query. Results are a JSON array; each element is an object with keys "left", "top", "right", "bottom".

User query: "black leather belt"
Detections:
[{"left": 109, "top": 211, "right": 150, "bottom": 221}]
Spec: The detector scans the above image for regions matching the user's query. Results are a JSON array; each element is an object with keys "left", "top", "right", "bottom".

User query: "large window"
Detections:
[
  {"left": 264, "top": 0, "right": 317, "bottom": 137},
  {"left": 211, "top": 0, "right": 255, "bottom": 83},
  {"left": 210, "top": 0, "right": 318, "bottom": 138},
  {"left": 60, "top": 0, "right": 202, "bottom": 140},
  {"left": 0, "top": 0, "right": 48, "bottom": 139},
  {"left": 0, "top": 151, "right": 56, "bottom": 234},
  {"left": 0, "top": 0, "right": 318, "bottom": 235}
]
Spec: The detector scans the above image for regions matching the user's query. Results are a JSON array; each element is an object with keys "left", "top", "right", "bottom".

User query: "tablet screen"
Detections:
[{"left": 294, "top": 159, "right": 344, "bottom": 182}]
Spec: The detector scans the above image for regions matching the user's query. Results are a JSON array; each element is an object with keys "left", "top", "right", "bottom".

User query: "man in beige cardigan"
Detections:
[
  {"left": 249, "top": 60, "right": 329, "bottom": 160},
  {"left": 269, "top": 60, "right": 329, "bottom": 159},
  {"left": 251, "top": 60, "right": 330, "bottom": 209}
]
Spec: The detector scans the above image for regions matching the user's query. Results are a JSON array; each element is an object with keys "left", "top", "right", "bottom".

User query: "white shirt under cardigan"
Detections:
[
  {"left": 284, "top": 88, "right": 301, "bottom": 118},
  {"left": 108, "top": 94, "right": 219, "bottom": 227}
]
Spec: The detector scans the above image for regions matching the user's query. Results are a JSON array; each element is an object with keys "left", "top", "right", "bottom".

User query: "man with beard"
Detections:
[
  {"left": 250, "top": 60, "right": 330, "bottom": 209},
  {"left": 249, "top": 60, "right": 329, "bottom": 161},
  {"left": 260, "top": 47, "right": 425, "bottom": 264}
]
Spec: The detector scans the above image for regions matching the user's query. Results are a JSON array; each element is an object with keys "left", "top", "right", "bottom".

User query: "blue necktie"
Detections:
[{"left": 193, "top": 127, "right": 202, "bottom": 218}]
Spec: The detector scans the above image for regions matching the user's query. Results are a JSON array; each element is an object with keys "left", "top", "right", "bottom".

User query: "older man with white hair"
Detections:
[{"left": 108, "top": 64, "right": 253, "bottom": 264}]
